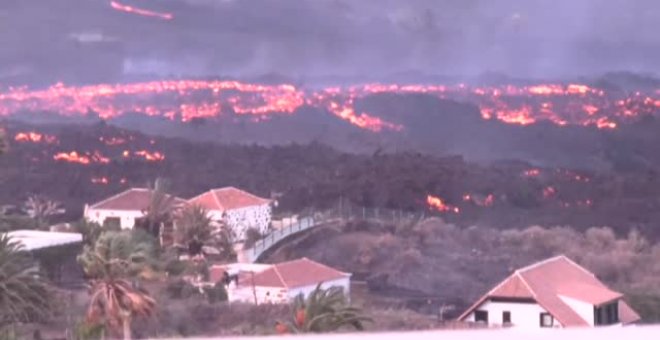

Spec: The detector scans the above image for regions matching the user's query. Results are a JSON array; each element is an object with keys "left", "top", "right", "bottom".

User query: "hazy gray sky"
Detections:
[{"left": 2, "top": 0, "right": 659, "bottom": 81}]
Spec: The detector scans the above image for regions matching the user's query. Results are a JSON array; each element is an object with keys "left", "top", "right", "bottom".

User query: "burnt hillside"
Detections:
[{"left": 3, "top": 121, "right": 660, "bottom": 239}]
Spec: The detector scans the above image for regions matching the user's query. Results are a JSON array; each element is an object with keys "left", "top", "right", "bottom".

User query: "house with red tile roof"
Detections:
[
  {"left": 84, "top": 188, "right": 185, "bottom": 229},
  {"left": 210, "top": 258, "right": 351, "bottom": 304},
  {"left": 458, "top": 255, "right": 640, "bottom": 328},
  {"left": 188, "top": 187, "right": 273, "bottom": 240}
]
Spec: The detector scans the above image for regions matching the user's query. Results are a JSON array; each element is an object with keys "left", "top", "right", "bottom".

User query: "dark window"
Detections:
[
  {"left": 594, "top": 301, "right": 619, "bottom": 326},
  {"left": 503, "top": 311, "right": 511, "bottom": 324},
  {"left": 540, "top": 313, "right": 554, "bottom": 327},
  {"left": 475, "top": 310, "right": 488, "bottom": 324},
  {"left": 502, "top": 311, "right": 511, "bottom": 323},
  {"left": 103, "top": 217, "right": 121, "bottom": 230}
]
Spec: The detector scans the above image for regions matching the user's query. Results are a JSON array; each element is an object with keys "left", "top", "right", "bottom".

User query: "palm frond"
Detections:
[
  {"left": 279, "top": 283, "right": 372, "bottom": 334},
  {"left": 0, "top": 235, "right": 53, "bottom": 326}
]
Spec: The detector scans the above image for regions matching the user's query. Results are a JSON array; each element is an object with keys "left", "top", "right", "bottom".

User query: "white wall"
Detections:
[
  {"left": 84, "top": 208, "right": 144, "bottom": 229},
  {"left": 227, "top": 277, "right": 350, "bottom": 305},
  {"left": 287, "top": 277, "right": 351, "bottom": 301},
  {"left": 559, "top": 295, "right": 593, "bottom": 326},
  {"left": 228, "top": 285, "right": 288, "bottom": 304},
  {"left": 464, "top": 300, "right": 559, "bottom": 328},
  {"left": 208, "top": 204, "right": 272, "bottom": 240}
]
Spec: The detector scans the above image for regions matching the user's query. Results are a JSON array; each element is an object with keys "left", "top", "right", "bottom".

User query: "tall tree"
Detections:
[
  {"left": 72, "top": 219, "right": 103, "bottom": 245},
  {"left": 138, "top": 178, "right": 179, "bottom": 239},
  {"left": 0, "top": 235, "right": 52, "bottom": 329},
  {"left": 276, "top": 285, "right": 372, "bottom": 334},
  {"left": 175, "top": 204, "right": 212, "bottom": 257},
  {"left": 23, "top": 195, "right": 65, "bottom": 229},
  {"left": 175, "top": 204, "right": 236, "bottom": 260},
  {"left": 77, "top": 231, "right": 158, "bottom": 340}
]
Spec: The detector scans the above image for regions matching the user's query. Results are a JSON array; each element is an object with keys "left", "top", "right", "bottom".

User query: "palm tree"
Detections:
[
  {"left": 0, "top": 234, "right": 52, "bottom": 328},
  {"left": 23, "top": 195, "right": 65, "bottom": 229},
  {"left": 276, "top": 284, "right": 372, "bottom": 334},
  {"left": 175, "top": 204, "right": 212, "bottom": 257},
  {"left": 72, "top": 219, "right": 103, "bottom": 245},
  {"left": 77, "top": 231, "right": 158, "bottom": 340},
  {"left": 175, "top": 204, "right": 236, "bottom": 261},
  {"left": 137, "top": 178, "right": 179, "bottom": 239}
]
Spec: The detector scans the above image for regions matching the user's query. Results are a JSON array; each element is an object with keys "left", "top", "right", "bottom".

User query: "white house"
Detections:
[
  {"left": 188, "top": 187, "right": 272, "bottom": 240},
  {"left": 3, "top": 230, "right": 84, "bottom": 285},
  {"left": 459, "top": 255, "right": 640, "bottom": 328},
  {"left": 84, "top": 188, "right": 185, "bottom": 229},
  {"left": 4, "top": 229, "right": 83, "bottom": 251},
  {"left": 211, "top": 258, "right": 351, "bottom": 305}
]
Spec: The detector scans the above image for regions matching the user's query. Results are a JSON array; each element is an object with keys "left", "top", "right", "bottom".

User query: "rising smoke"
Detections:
[{"left": 0, "top": 0, "right": 659, "bottom": 84}]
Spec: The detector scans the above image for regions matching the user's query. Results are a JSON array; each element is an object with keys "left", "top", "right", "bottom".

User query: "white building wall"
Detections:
[
  {"left": 84, "top": 208, "right": 144, "bottom": 230},
  {"left": 464, "top": 300, "right": 560, "bottom": 328},
  {"left": 208, "top": 204, "right": 272, "bottom": 241},
  {"left": 559, "top": 295, "right": 594, "bottom": 326},
  {"left": 228, "top": 285, "right": 288, "bottom": 304},
  {"left": 287, "top": 277, "right": 351, "bottom": 301},
  {"left": 227, "top": 277, "right": 350, "bottom": 305}
]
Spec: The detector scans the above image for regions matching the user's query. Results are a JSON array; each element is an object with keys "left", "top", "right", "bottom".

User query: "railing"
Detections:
[
  {"left": 243, "top": 215, "right": 329, "bottom": 263},
  {"left": 242, "top": 204, "right": 432, "bottom": 263}
]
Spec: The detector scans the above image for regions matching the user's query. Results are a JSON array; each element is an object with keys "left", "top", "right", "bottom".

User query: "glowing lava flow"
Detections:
[
  {"left": 133, "top": 150, "right": 165, "bottom": 161},
  {"left": 0, "top": 80, "right": 658, "bottom": 131},
  {"left": 426, "top": 195, "right": 460, "bottom": 213},
  {"left": 14, "top": 132, "right": 58, "bottom": 144},
  {"left": 110, "top": 1, "right": 173, "bottom": 20},
  {"left": 53, "top": 151, "right": 110, "bottom": 165}
]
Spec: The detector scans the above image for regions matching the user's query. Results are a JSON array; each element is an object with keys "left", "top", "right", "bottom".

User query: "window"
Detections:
[
  {"left": 540, "top": 313, "right": 554, "bottom": 327},
  {"left": 503, "top": 311, "right": 511, "bottom": 324},
  {"left": 103, "top": 217, "right": 121, "bottom": 230},
  {"left": 594, "top": 301, "right": 619, "bottom": 325},
  {"left": 475, "top": 310, "right": 488, "bottom": 324}
]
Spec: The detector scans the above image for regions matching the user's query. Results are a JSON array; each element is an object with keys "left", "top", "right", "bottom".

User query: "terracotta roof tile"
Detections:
[
  {"left": 459, "top": 255, "right": 641, "bottom": 327},
  {"left": 238, "top": 258, "right": 350, "bottom": 288},
  {"left": 490, "top": 273, "right": 535, "bottom": 298},
  {"left": 89, "top": 188, "right": 185, "bottom": 211},
  {"left": 188, "top": 187, "right": 271, "bottom": 211}
]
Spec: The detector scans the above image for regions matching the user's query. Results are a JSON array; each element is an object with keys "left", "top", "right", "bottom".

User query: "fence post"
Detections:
[{"left": 362, "top": 207, "right": 366, "bottom": 220}]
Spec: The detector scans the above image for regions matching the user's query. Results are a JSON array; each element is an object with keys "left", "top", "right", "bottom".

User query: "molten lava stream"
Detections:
[
  {"left": 426, "top": 195, "right": 460, "bottom": 213},
  {"left": 109, "top": 1, "right": 173, "bottom": 20}
]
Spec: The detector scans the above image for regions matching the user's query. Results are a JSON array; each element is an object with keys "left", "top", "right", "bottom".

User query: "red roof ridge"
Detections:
[
  {"left": 211, "top": 189, "right": 225, "bottom": 211},
  {"left": 272, "top": 265, "right": 289, "bottom": 289},
  {"left": 88, "top": 187, "right": 149, "bottom": 210},
  {"left": 514, "top": 271, "right": 537, "bottom": 298},
  {"left": 516, "top": 255, "right": 569, "bottom": 273},
  {"left": 276, "top": 257, "right": 351, "bottom": 277}
]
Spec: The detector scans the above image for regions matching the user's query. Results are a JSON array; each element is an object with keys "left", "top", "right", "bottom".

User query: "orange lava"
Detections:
[
  {"left": 543, "top": 186, "right": 557, "bottom": 198},
  {"left": 14, "top": 132, "right": 58, "bottom": 144},
  {"left": 523, "top": 169, "right": 541, "bottom": 177},
  {"left": 0, "top": 80, "right": 657, "bottom": 131},
  {"left": 133, "top": 150, "right": 165, "bottom": 161},
  {"left": 99, "top": 136, "right": 127, "bottom": 146},
  {"left": 110, "top": 1, "right": 173, "bottom": 20},
  {"left": 426, "top": 195, "right": 460, "bottom": 213},
  {"left": 53, "top": 151, "right": 110, "bottom": 164}
]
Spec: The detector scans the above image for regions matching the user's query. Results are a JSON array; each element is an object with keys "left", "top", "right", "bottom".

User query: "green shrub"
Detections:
[
  {"left": 166, "top": 279, "right": 199, "bottom": 299},
  {"left": 72, "top": 320, "right": 105, "bottom": 340},
  {"left": 165, "top": 258, "right": 187, "bottom": 277},
  {"left": 205, "top": 282, "right": 228, "bottom": 304}
]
